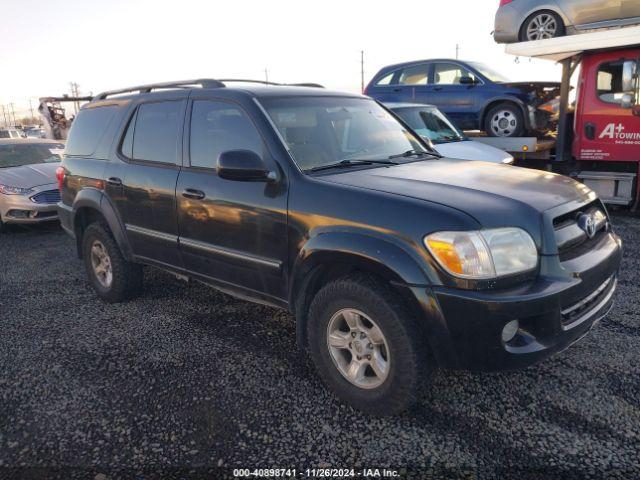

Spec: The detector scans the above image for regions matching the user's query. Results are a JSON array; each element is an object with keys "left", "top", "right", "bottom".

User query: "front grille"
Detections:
[
  {"left": 31, "top": 189, "right": 61, "bottom": 204},
  {"left": 561, "top": 276, "right": 616, "bottom": 329},
  {"left": 554, "top": 200, "right": 609, "bottom": 261}
]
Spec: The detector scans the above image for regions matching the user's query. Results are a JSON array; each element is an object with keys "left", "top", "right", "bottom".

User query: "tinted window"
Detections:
[
  {"left": 433, "top": 63, "right": 477, "bottom": 85},
  {"left": 120, "top": 110, "right": 137, "bottom": 158},
  {"left": 398, "top": 65, "right": 429, "bottom": 85},
  {"left": 189, "top": 100, "right": 263, "bottom": 169},
  {"left": 132, "top": 101, "right": 182, "bottom": 163},
  {"left": 64, "top": 105, "right": 118, "bottom": 156}
]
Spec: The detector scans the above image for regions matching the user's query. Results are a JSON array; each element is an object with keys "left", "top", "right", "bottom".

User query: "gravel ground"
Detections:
[{"left": 0, "top": 217, "right": 639, "bottom": 480}]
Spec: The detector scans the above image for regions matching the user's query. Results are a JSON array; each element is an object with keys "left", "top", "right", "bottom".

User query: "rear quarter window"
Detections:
[{"left": 65, "top": 105, "right": 119, "bottom": 157}]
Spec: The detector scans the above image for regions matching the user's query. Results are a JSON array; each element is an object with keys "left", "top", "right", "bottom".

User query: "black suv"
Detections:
[{"left": 57, "top": 79, "right": 622, "bottom": 414}]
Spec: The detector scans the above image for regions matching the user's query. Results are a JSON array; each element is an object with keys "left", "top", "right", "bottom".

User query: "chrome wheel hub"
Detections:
[
  {"left": 90, "top": 240, "right": 113, "bottom": 288},
  {"left": 326, "top": 308, "right": 390, "bottom": 389},
  {"left": 526, "top": 14, "right": 557, "bottom": 40},
  {"left": 491, "top": 110, "right": 518, "bottom": 137}
]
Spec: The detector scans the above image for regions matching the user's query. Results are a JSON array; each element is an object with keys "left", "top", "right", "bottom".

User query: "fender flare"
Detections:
[
  {"left": 289, "top": 231, "right": 437, "bottom": 347},
  {"left": 72, "top": 189, "right": 132, "bottom": 260}
]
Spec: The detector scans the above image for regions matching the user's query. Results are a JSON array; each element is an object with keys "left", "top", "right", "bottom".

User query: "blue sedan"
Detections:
[{"left": 365, "top": 59, "right": 559, "bottom": 137}]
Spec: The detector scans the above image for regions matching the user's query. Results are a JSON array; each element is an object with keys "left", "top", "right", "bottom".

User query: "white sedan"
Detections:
[{"left": 386, "top": 103, "right": 514, "bottom": 164}]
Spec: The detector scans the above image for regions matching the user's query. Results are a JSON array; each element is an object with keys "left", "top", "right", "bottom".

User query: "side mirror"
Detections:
[
  {"left": 621, "top": 93, "right": 635, "bottom": 109},
  {"left": 459, "top": 76, "right": 476, "bottom": 85},
  {"left": 622, "top": 60, "right": 637, "bottom": 92},
  {"left": 217, "top": 150, "right": 275, "bottom": 182}
]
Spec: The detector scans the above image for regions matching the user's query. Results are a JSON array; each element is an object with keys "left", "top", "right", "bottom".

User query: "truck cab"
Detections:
[
  {"left": 572, "top": 48, "right": 640, "bottom": 204},
  {"left": 505, "top": 25, "right": 640, "bottom": 208}
]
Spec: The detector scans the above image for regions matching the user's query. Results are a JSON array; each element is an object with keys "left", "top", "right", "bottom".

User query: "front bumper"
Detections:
[
  {"left": 412, "top": 231, "right": 622, "bottom": 372},
  {"left": 0, "top": 185, "right": 60, "bottom": 224}
]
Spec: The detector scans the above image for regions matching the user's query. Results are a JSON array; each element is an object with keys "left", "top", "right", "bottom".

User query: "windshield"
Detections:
[
  {"left": 393, "top": 107, "right": 464, "bottom": 144},
  {"left": 0, "top": 143, "right": 64, "bottom": 168},
  {"left": 468, "top": 62, "right": 511, "bottom": 83},
  {"left": 260, "top": 97, "right": 429, "bottom": 171}
]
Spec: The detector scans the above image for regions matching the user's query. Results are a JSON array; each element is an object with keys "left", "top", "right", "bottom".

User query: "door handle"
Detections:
[
  {"left": 433, "top": 86, "right": 443, "bottom": 91},
  {"left": 182, "top": 188, "right": 205, "bottom": 200},
  {"left": 393, "top": 87, "right": 402, "bottom": 92},
  {"left": 106, "top": 177, "right": 122, "bottom": 186},
  {"left": 585, "top": 123, "right": 596, "bottom": 140}
]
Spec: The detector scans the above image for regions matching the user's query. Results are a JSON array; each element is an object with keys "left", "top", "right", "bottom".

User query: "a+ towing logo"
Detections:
[{"left": 599, "top": 123, "right": 640, "bottom": 141}]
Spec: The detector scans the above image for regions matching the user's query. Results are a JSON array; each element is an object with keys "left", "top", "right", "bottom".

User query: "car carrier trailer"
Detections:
[{"left": 504, "top": 25, "right": 640, "bottom": 209}]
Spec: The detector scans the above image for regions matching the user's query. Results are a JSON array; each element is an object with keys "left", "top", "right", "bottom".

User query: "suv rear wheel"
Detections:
[
  {"left": 485, "top": 103, "right": 525, "bottom": 137},
  {"left": 307, "top": 274, "right": 428, "bottom": 415},
  {"left": 82, "top": 222, "right": 143, "bottom": 303}
]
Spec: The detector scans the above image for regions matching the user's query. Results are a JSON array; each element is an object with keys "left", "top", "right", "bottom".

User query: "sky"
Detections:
[{"left": 0, "top": 0, "right": 562, "bottom": 115}]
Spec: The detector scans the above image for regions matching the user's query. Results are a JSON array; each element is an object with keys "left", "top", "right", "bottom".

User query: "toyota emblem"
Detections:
[{"left": 578, "top": 213, "right": 597, "bottom": 239}]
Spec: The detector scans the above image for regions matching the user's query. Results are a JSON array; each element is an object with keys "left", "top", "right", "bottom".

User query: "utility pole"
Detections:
[
  {"left": 70, "top": 82, "right": 80, "bottom": 114},
  {"left": 29, "top": 99, "right": 35, "bottom": 121},
  {"left": 1, "top": 105, "right": 7, "bottom": 127},
  {"left": 264, "top": 68, "right": 269, "bottom": 83},
  {"left": 360, "top": 50, "right": 365, "bottom": 93},
  {"left": 9, "top": 103, "right": 16, "bottom": 126},
  {"left": 455, "top": 44, "right": 459, "bottom": 60}
]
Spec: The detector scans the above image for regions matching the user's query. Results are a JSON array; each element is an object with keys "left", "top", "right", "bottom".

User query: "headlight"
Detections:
[
  {"left": 424, "top": 227, "right": 538, "bottom": 279},
  {"left": 0, "top": 184, "right": 33, "bottom": 195}
]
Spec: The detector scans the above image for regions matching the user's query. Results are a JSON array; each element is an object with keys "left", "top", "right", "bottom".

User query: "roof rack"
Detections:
[
  {"left": 94, "top": 79, "right": 225, "bottom": 100},
  {"left": 218, "top": 79, "right": 325, "bottom": 88},
  {"left": 93, "top": 78, "right": 325, "bottom": 101}
]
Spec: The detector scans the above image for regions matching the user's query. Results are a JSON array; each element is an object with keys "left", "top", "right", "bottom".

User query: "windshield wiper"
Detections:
[
  {"left": 388, "top": 149, "right": 442, "bottom": 159},
  {"left": 306, "top": 159, "right": 398, "bottom": 173}
]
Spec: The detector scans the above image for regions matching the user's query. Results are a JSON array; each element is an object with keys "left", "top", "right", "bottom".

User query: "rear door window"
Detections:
[
  {"left": 65, "top": 105, "right": 119, "bottom": 156},
  {"left": 398, "top": 64, "right": 430, "bottom": 85},
  {"left": 131, "top": 101, "right": 182, "bottom": 164}
]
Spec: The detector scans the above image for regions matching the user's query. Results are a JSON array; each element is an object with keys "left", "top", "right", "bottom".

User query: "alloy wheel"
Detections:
[
  {"left": 526, "top": 13, "right": 558, "bottom": 41},
  {"left": 90, "top": 240, "right": 113, "bottom": 288},
  {"left": 326, "top": 308, "right": 390, "bottom": 389}
]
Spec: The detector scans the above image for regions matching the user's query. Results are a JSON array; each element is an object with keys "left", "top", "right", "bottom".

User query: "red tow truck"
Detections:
[{"left": 505, "top": 25, "right": 640, "bottom": 209}]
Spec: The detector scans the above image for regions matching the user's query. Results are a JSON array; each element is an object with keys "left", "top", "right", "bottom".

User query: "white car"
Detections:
[{"left": 386, "top": 103, "right": 514, "bottom": 164}]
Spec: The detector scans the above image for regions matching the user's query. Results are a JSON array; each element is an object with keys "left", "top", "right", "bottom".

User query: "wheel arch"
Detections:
[
  {"left": 72, "top": 189, "right": 132, "bottom": 260},
  {"left": 480, "top": 97, "right": 530, "bottom": 133},
  {"left": 519, "top": 7, "right": 569, "bottom": 41},
  {"left": 289, "top": 232, "right": 434, "bottom": 350}
]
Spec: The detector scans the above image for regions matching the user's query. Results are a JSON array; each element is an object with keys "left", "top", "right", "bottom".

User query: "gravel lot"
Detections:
[{"left": 1, "top": 216, "right": 639, "bottom": 479}]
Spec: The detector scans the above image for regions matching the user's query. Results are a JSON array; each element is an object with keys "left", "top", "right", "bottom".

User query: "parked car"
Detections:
[
  {"left": 0, "top": 138, "right": 65, "bottom": 230},
  {"left": 0, "top": 128, "right": 25, "bottom": 139},
  {"left": 494, "top": 0, "right": 640, "bottom": 43},
  {"left": 24, "top": 128, "right": 46, "bottom": 139},
  {"left": 58, "top": 79, "right": 621, "bottom": 414},
  {"left": 364, "top": 59, "right": 560, "bottom": 137},
  {"left": 386, "top": 103, "right": 514, "bottom": 164}
]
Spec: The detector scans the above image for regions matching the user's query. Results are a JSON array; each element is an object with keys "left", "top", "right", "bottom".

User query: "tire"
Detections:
[
  {"left": 81, "top": 222, "right": 143, "bottom": 303},
  {"left": 484, "top": 103, "right": 525, "bottom": 138},
  {"left": 307, "top": 274, "right": 429, "bottom": 415},
  {"left": 519, "top": 11, "right": 565, "bottom": 42}
]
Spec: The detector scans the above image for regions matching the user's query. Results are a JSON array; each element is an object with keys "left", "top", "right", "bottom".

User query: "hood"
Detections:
[
  {"left": 434, "top": 140, "right": 513, "bottom": 164},
  {"left": 497, "top": 81, "right": 561, "bottom": 102},
  {"left": 319, "top": 159, "right": 594, "bottom": 233},
  {"left": 0, "top": 162, "right": 60, "bottom": 189}
]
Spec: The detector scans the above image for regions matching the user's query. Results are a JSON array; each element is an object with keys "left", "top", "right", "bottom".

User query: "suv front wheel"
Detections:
[
  {"left": 82, "top": 222, "right": 143, "bottom": 303},
  {"left": 307, "top": 274, "right": 429, "bottom": 415}
]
